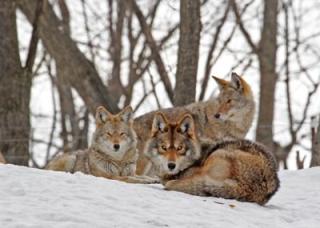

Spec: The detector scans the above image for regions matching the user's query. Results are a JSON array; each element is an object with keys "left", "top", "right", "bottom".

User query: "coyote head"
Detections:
[
  {"left": 212, "top": 72, "right": 254, "bottom": 122},
  {"left": 92, "top": 105, "right": 137, "bottom": 160},
  {"left": 144, "top": 112, "right": 201, "bottom": 177}
]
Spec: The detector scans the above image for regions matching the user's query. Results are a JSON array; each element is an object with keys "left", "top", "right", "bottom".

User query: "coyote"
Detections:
[
  {"left": 145, "top": 112, "right": 279, "bottom": 205},
  {"left": 0, "top": 151, "right": 5, "bottom": 164},
  {"left": 46, "top": 106, "right": 157, "bottom": 184},
  {"left": 135, "top": 72, "right": 255, "bottom": 175}
]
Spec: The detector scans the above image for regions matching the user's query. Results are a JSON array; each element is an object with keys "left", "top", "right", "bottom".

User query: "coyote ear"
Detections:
[
  {"left": 212, "top": 75, "right": 229, "bottom": 90},
  {"left": 230, "top": 72, "right": 243, "bottom": 92},
  {"left": 96, "top": 106, "right": 112, "bottom": 125},
  {"left": 151, "top": 112, "right": 168, "bottom": 135},
  {"left": 178, "top": 114, "right": 196, "bottom": 138},
  {"left": 119, "top": 105, "right": 133, "bottom": 123}
]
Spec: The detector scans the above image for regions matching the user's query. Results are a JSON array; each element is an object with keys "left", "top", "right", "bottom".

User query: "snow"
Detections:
[{"left": 0, "top": 165, "right": 319, "bottom": 228}]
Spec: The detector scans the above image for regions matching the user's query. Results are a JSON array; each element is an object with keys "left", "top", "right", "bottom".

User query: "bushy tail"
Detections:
[
  {"left": 265, "top": 171, "right": 280, "bottom": 203},
  {"left": 45, "top": 153, "right": 77, "bottom": 172}
]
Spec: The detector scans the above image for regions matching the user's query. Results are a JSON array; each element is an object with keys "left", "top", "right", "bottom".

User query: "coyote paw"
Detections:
[
  {"left": 133, "top": 175, "right": 160, "bottom": 184},
  {"left": 164, "top": 180, "right": 176, "bottom": 190}
]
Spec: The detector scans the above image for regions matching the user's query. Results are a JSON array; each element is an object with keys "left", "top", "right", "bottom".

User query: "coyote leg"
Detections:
[
  {"left": 119, "top": 175, "right": 159, "bottom": 184},
  {"left": 92, "top": 168, "right": 159, "bottom": 184},
  {"left": 164, "top": 175, "right": 220, "bottom": 196},
  {"left": 164, "top": 175, "right": 236, "bottom": 199}
]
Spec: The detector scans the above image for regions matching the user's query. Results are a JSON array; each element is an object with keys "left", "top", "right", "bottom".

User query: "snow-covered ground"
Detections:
[{"left": 0, "top": 165, "right": 319, "bottom": 228}]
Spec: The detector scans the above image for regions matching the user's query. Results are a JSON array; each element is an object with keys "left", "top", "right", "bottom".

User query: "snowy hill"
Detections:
[{"left": 0, "top": 165, "right": 319, "bottom": 228}]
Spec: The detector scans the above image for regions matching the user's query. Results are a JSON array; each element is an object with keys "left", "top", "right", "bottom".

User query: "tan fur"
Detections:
[
  {"left": 46, "top": 106, "right": 158, "bottom": 184},
  {"left": 135, "top": 73, "right": 255, "bottom": 176},
  {"left": 0, "top": 151, "right": 6, "bottom": 164},
  {"left": 146, "top": 113, "right": 279, "bottom": 205}
]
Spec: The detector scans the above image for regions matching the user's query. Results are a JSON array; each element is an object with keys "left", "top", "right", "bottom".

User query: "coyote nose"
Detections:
[
  {"left": 168, "top": 162, "right": 176, "bottom": 170},
  {"left": 214, "top": 113, "right": 220, "bottom": 119},
  {"left": 113, "top": 144, "right": 120, "bottom": 150}
]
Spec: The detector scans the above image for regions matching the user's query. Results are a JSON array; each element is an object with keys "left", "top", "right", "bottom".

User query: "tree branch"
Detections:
[
  {"left": 128, "top": 0, "right": 174, "bottom": 102},
  {"left": 230, "top": 0, "right": 258, "bottom": 53}
]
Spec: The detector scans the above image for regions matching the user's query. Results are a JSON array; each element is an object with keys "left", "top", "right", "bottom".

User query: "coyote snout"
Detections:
[
  {"left": 101, "top": 130, "right": 124, "bottom": 153},
  {"left": 104, "top": 133, "right": 120, "bottom": 151},
  {"left": 162, "top": 149, "right": 178, "bottom": 173},
  {"left": 167, "top": 162, "right": 176, "bottom": 171},
  {"left": 161, "top": 149, "right": 182, "bottom": 175}
]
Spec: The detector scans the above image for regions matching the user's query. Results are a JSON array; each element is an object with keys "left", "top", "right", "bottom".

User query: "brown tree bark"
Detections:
[
  {"left": 17, "top": 0, "right": 119, "bottom": 115},
  {"left": 0, "top": 0, "right": 30, "bottom": 165},
  {"left": 174, "top": 0, "right": 201, "bottom": 106},
  {"left": 231, "top": 0, "right": 278, "bottom": 150},
  {"left": 107, "top": 1, "right": 126, "bottom": 104},
  {"left": 55, "top": 0, "right": 87, "bottom": 152},
  {"left": 56, "top": 66, "right": 80, "bottom": 151},
  {"left": 255, "top": 0, "right": 279, "bottom": 149},
  {"left": 311, "top": 116, "right": 320, "bottom": 167}
]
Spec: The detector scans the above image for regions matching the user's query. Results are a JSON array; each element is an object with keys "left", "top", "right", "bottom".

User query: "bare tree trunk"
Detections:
[
  {"left": 295, "top": 151, "right": 305, "bottom": 169},
  {"left": 17, "top": 0, "right": 119, "bottom": 115},
  {"left": 56, "top": 0, "right": 86, "bottom": 152},
  {"left": 56, "top": 66, "right": 80, "bottom": 151},
  {"left": 77, "top": 110, "right": 89, "bottom": 149},
  {"left": 255, "top": 0, "right": 278, "bottom": 149},
  {"left": 0, "top": 151, "right": 5, "bottom": 163},
  {"left": 107, "top": 1, "right": 126, "bottom": 104},
  {"left": 231, "top": 0, "right": 278, "bottom": 150},
  {"left": 311, "top": 116, "right": 320, "bottom": 167},
  {"left": 0, "top": 0, "right": 30, "bottom": 165},
  {"left": 174, "top": 0, "right": 201, "bottom": 106}
]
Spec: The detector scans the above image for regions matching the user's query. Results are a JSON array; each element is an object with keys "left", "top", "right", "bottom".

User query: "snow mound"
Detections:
[{"left": 0, "top": 164, "right": 319, "bottom": 228}]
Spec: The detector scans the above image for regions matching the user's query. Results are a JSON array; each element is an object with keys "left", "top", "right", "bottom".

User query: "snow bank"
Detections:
[{"left": 0, "top": 164, "right": 319, "bottom": 228}]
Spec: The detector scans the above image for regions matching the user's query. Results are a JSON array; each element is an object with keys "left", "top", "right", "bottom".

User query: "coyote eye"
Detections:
[
  {"left": 120, "top": 132, "right": 126, "bottom": 136},
  {"left": 106, "top": 132, "right": 112, "bottom": 137},
  {"left": 227, "top": 99, "right": 232, "bottom": 104},
  {"left": 161, "top": 145, "right": 167, "bottom": 151},
  {"left": 177, "top": 146, "right": 183, "bottom": 151},
  {"left": 178, "top": 148, "right": 186, "bottom": 155}
]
